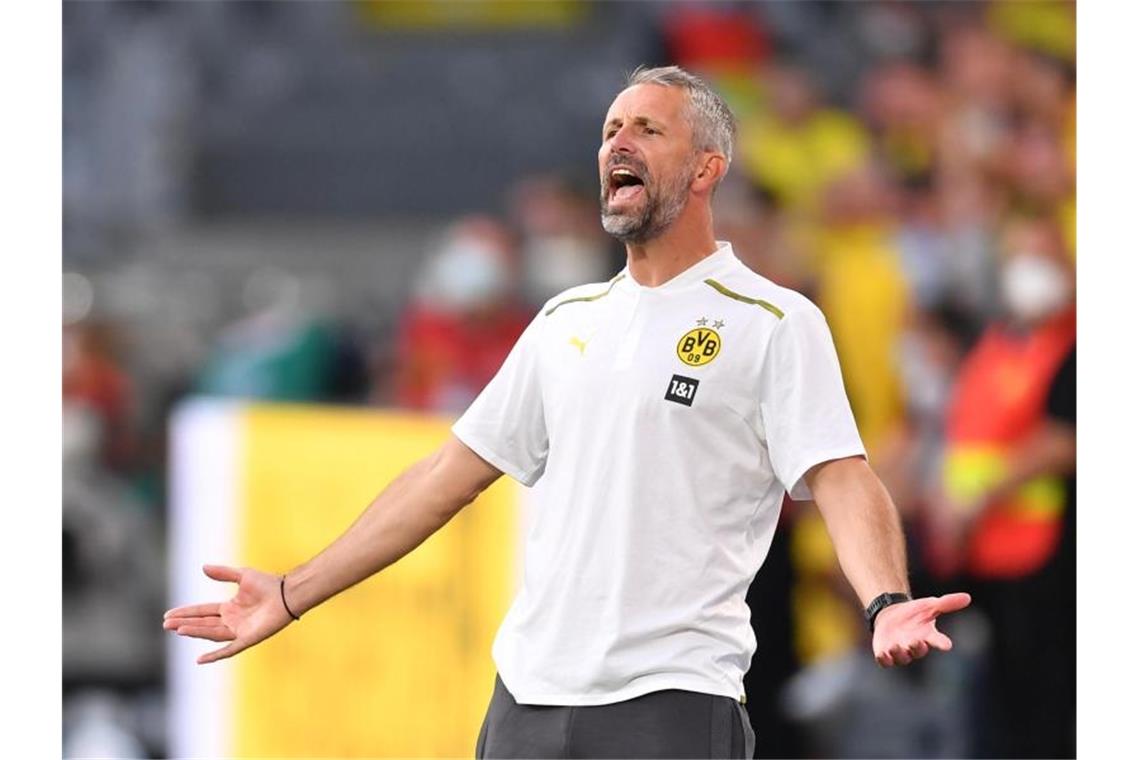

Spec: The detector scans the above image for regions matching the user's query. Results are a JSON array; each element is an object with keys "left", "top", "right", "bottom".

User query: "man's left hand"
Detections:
[{"left": 872, "top": 593, "right": 972, "bottom": 667}]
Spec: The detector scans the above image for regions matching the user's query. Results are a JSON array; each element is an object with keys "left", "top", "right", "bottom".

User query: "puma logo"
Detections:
[{"left": 569, "top": 335, "right": 589, "bottom": 355}]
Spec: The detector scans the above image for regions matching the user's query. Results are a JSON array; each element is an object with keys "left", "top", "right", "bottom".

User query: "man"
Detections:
[
  {"left": 164, "top": 66, "right": 970, "bottom": 759},
  {"left": 930, "top": 214, "right": 1075, "bottom": 757}
]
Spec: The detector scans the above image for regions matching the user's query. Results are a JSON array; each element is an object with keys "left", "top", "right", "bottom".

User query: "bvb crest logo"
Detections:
[{"left": 676, "top": 327, "right": 721, "bottom": 367}]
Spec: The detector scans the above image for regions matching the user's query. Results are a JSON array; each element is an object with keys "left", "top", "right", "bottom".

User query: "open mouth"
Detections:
[{"left": 608, "top": 167, "right": 646, "bottom": 203}]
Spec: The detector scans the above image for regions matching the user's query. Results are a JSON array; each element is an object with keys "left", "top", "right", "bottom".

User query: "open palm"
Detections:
[
  {"left": 163, "top": 564, "right": 294, "bottom": 664},
  {"left": 872, "top": 592, "right": 972, "bottom": 667}
]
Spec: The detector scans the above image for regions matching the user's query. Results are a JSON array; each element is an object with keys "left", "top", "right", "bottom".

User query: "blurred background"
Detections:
[{"left": 62, "top": 1, "right": 1076, "bottom": 758}]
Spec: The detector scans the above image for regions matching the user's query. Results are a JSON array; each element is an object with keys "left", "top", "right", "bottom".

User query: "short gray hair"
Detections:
[{"left": 626, "top": 65, "right": 737, "bottom": 166}]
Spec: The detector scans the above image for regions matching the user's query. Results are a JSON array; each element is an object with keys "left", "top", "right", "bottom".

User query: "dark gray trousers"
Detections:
[{"left": 475, "top": 674, "right": 756, "bottom": 759}]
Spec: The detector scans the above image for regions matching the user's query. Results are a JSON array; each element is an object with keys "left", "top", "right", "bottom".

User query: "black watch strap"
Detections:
[{"left": 865, "top": 592, "right": 911, "bottom": 632}]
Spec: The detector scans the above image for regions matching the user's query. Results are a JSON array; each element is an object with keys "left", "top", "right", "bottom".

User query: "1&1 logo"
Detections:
[{"left": 676, "top": 327, "right": 721, "bottom": 367}]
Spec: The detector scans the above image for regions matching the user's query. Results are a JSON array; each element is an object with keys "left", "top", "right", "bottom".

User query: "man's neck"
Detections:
[{"left": 623, "top": 211, "right": 718, "bottom": 288}]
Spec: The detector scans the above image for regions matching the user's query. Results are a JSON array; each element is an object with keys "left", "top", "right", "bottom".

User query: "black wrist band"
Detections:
[
  {"left": 280, "top": 576, "right": 301, "bottom": 621},
  {"left": 865, "top": 592, "right": 910, "bottom": 632}
]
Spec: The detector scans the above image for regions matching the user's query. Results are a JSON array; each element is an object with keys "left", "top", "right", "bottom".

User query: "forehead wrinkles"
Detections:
[{"left": 604, "top": 85, "right": 692, "bottom": 139}]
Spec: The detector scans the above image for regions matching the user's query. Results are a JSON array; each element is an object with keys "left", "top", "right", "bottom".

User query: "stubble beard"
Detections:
[{"left": 600, "top": 161, "right": 694, "bottom": 244}]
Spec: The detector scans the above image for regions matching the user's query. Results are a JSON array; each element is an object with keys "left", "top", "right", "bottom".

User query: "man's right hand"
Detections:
[
  {"left": 163, "top": 564, "right": 294, "bottom": 664},
  {"left": 164, "top": 438, "right": 502, "bottom": 665}
]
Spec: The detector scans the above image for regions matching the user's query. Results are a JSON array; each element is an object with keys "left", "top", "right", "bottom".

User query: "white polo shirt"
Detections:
[{"left": 452, "top": 241, "right": 865, "bottom": 706}]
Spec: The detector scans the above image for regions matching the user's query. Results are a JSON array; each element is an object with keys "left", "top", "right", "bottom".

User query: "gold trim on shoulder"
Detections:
[
  {"left": 703, "top": 278, "right": 784, "bottom": 319},
  {"left": 544, "top": 274, "right": 626, "bottom": 316}
]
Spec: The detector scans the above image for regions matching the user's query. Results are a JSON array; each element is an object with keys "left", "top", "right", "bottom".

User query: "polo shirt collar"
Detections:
[{"left": 615, "top": 241, "right": 735, "bottom": 294}]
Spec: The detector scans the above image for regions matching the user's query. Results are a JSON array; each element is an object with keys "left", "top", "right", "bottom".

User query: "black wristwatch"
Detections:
[{"left": 865, "top": 592, "right": 912, "bottom": 632}]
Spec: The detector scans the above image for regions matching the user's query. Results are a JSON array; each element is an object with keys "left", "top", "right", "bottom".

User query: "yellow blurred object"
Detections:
[
  {"left": 1061, "top": 93, "right": 1076, "bottom": 261},
  {"left": 987, "top": 0, "right": 1076, "bottom": 62},
  {"left": 789, "top": 509, "right": 839, "bottom": 576},
  {"left": 942, "top": 446, "right": 1007, "bottom": 508},
  {"left": 815, "top": 223, "right": 908, "bottom": 451},
  {"left": 738, "top": 110, "right": 871, "bottom": 213},
  {"left": 943, "top": 446, "right": 1066, "bottom": 520},
  {"left": 354, "top": 0, "right": 585, "bottom": 29},
  {"left": 1063, "top": 93, "right": 1076, "bottom": 173},
  {"left": 232, "top": 405, "right": 518, "bottom": 757},
  {"left": 705, "top": 72, "right": 766, "bottom": 122},
  {"left": 1058, "top": 194, "right": 1076, "bottom": 262},
  {"left": 790, "top": 513, "right": 859, "bottom": 663}
]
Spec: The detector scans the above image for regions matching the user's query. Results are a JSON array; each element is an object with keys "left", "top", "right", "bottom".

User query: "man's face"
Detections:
[{"left": 599, "top": 84, "right": 698, "bottom": 243}]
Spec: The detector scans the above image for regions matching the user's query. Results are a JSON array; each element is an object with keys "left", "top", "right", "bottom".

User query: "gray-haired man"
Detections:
[{"left": 165, "top": 66, "right": 970, "bottom": 758}]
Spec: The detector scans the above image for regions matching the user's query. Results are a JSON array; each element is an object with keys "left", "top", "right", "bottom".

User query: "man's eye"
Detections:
[{"left": 645, "top": 127, "right": 659, "bottom": 135}]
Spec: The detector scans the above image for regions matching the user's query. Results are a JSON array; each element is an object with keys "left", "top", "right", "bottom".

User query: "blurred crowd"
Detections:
[{"left": 62, "top": 2, "right": 1075, "bottom": 758}]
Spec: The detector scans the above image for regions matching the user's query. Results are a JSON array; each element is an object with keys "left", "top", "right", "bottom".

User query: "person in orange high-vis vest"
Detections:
[{"left": 932, "top": 215, "right": 1075, "bottom": 758}]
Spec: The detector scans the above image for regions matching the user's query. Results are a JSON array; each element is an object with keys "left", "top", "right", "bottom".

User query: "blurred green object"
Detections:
[{"left": 197, "top": 319, "right": 338, "bottom": 403}]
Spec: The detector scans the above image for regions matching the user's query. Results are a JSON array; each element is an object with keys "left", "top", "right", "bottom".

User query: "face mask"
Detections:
[
  {"left": 1000, "top": 253, "right": 1071, "bottom": 324},
  {"left": 419, "top": 239, "right": 510, "bottom": 312},
  {"left": 523, "top": 236, "right": 609, "bottom": 303}
]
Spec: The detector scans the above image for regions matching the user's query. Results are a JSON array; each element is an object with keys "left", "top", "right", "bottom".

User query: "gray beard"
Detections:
[{"left": 600, "top": 168, "right": 692, "bottom": 244}]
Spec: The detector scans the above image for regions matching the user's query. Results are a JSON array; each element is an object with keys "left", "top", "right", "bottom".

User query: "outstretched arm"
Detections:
[
  {"left": 806, "top": 455, "right": 971, "bottom": 667},
  {"left": 163, "top": 434, "right": 502, "bottom": 664}
]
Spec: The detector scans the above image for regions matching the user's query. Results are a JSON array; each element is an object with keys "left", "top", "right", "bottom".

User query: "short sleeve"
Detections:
[
  {"left": 452, "top": 311, "right": 549, "bottom": 486},
  {"left": 1045, "top": 347, "right": 1076, "bottom": 426},
  {"left": 757, "top": 306, "right": 866, "bottom": 501}
]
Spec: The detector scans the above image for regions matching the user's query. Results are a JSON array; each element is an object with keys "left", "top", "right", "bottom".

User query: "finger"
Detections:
[
  {"left": 876, "top": 650, "right": 895, "bottom": 668},
  {"left": 891, "top": 646, "right": 913, "bottom": 666},
  {"left": 176, "top": 625, "right": 236, "bottom": 642},
  {"left": 907, "top": 641, "right": 930, "bottom": 660},
  {"left": 198, "top": 640, "right": 246, "bottom": 665},
  {"left": 926, "top": 630, "right": 954, "bottom": 652},
  {"left": 203, "top": 564, "right": 243, "bottom": 583},
  {"left": 164, "top": 603, "right": 221, "bottom": 620},
  {"left": 164, "top": 616, "right": 220, "bottom": 630},
  {"left": 933, "top": 592, "right": 972, "bottom": 615}
]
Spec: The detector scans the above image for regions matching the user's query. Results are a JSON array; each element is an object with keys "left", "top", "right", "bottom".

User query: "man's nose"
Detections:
[{"left": 609, "top": 125, "right": 637, "bottom": 155}]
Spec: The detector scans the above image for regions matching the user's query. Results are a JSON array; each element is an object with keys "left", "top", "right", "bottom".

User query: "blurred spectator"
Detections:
[
  {"left": 63, "top": 321, "right": 136, "bottom": 473},
  {"left": 389, "top": 217, "right": 531, "bottom": 413},
  {"left": 859, "top": 61, "right": 943, "bottom": 186},
  {"left": 507, "top": 174, "right": 620, "bottom": 308},
  {"left": 936, "top": 24, "right": 1016, "bottom": 181},
  {"left": 930, "top": 214, "right": 1076, "bottom": 757},
  {"left": 815, "top": 161, "right": 908, "bottom": 451},
  {"left": 853, "top": 1, "right": 931, "bottom": 62},
  {"left": 660, "top": 3, "right": 771, "bottom": 77},
  {"left": 1004, "top": 119, "right": 1071, "bottom": 213},
  {"left": 893, "top": 177, "right": 955, "bottom": 312},
  {"left": 1008, "top": 50, "right": 1071, "bottom": 130},
  {"left": 937, "top": 171, "right": 1007, "bottom": 327},
  {"left": 711, "top": 177, "right": 813, "bottom": 294},
  {"left": 1003, "top": 110, "right": 1076, "bottom": 260},
  {"left": 877, "top": 305, "right": 972, "bottom": 520},
  {"left": 737, "top": 63, "right": 871, "bottom": 217},
  {"left": 63, "top": 690, "right": 148, "bottom": 760},
  {"left": 196, "top": 267, "right": 340, "bottom": 402},
  {"left": 63, "top": 404, "right": 165, "bottom": 688}
]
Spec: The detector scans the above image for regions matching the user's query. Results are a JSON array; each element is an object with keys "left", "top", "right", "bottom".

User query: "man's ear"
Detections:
[{"left": 692, "top": 154, "right": 727, "bottom": 194}]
